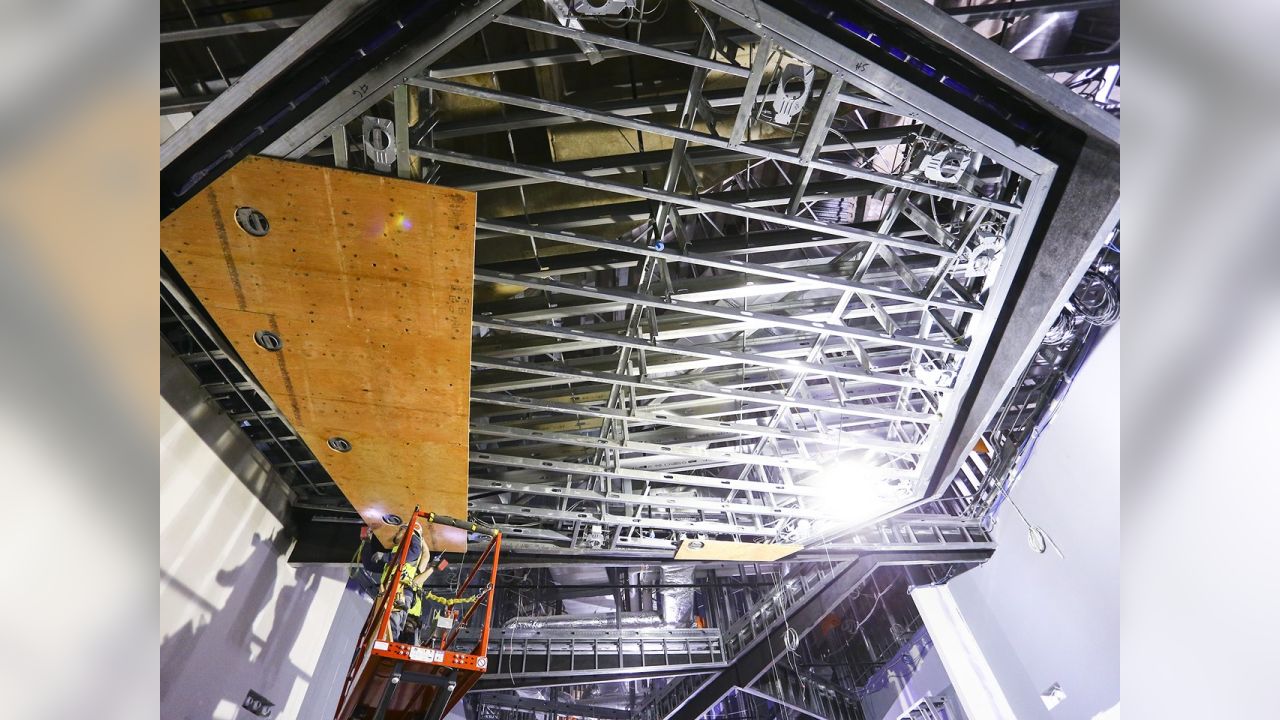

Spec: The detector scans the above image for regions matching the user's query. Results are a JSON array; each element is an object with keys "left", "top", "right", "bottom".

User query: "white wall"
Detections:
[
  {"left": 916, "top": 326, "right": 1121, "bottom": 720},
  {"left": 160, "top": 344, "right": 367, "bottom": 720}
]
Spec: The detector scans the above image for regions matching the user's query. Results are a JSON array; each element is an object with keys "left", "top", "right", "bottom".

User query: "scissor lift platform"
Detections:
[{"left": 335, "top": 511, "right": 501, "bottom": 720}]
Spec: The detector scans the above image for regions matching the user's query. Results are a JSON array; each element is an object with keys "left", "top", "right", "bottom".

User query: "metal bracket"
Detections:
[
  {"left": 571, "top": 0, "right": 636, "bottom": 15},
  {"left": 361, "top": 116, "right": 396, "bottom": 172},
  {"left": 772, "top": 63, "right": 814, "bottom": 125},
  {"left": 544, "top": 0, "right": 605, "bottom": 64}
]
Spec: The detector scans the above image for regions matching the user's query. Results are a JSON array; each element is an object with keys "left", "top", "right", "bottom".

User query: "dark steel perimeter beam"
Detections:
[
  {"left": 161, "top": 0, "right": 521, "bottom": 217},
  {"left": 664, "top": 549, "right": 991, "bottom": 720},
  {"left": 943, "top": 0, "right": 1117, "bottom": 21},
  {"left": 850, "top": 0, "right": 1119, "bottom": 146},
  {"left": 923, "top": 137, "right": 1119, "bottom": 498},
  {"left": 161, "top": 0, "right": 371, "bottom": 170}
]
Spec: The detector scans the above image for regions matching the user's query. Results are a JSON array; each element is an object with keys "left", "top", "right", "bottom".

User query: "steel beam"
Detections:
[
  {"left": 432, "top": 40, "right": 689, "bottom": 78},
  {"left": 430, "top": 85, "right": 748, "bottom": 140},
  {"left": 470, "top": 422, "right": 822, "bottom": 470},
  {"left": 430, "top": 82, "right": 892, "bottom": 141},
  {"left": 495, "top": 14, "right": 752, "bottom": 77},
  {"left": 473, "top": 317, "right": 938, "bottom": 391},
  {"left": 743, "top": 671, "right": 859, "bottom": 720},
  {"left": 477, "top": 219, "right": 979, "bottom": 314},
  {"left": 473, "top": 627, "right": 727, "bottom": 690},
  {"left": 474, "top": 295, "right": 932, "bottom": 343},
  {"left": 474, "top": 269, "right": 964, "bottom": 356},
  {"left": 453, "top": 126, "right": 913, "bottom": 190},
  {"left": 263, "top": 0, "right": 524, "bottom": 158},
  {"left": 471, "top": 499, "right": 781, "bottom": 536},
  {"left": 922, "top": 139, "right": 1118, "bottom": 497},
  {"left": 800, "top": 77, "right": 845, "bottom": 163},
  {"left": 411, "top": 78, "right": 1019, "bottom": 212},
  {"left": 161, "top": 14, "right": 311, "bottom": 43},
  {"left": 160, "top": 0, "right": 373, "bottom": 170},
  {"left": 690, "top": 0, "right": 1056, "bottom": 175},
  {"left": 473, "top": 356, "right": 935, "bottom": 425},
  {"left": 469, "top": 451, "right": 914, "bottom": 496},
  {"left": 469, "top": 477, "right": 833, "bottom": 521},
  {"left": 943, "top": 0, "right": 1117, "bottom": 22},
  {"left": 849, "top": 0, "right": 1118, "bottom": 147},
  {"left": 730, "top": 37, "right": 774, "bottom": 145},
  {"left": 428, "top": 147, "right": 967, "bottom": 256}
]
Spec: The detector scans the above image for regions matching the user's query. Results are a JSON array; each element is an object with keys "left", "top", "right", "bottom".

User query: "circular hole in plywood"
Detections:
[
  {"left": 235, "top": 207, "right": 270, "bottom": 236},
  {"left": 327, "top": 436, "right": 353, "bottom": 453},
  {"left": 253, "top": 330, "right": 283, "bottom": 352}
]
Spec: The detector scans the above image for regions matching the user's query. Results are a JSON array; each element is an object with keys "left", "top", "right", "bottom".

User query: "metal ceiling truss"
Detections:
[
  {"left": 384, "top": 0, "right": 1048, "bottom": 553},
  {"left": 160, "top": 1, "right": 1117, "bottom": 717},
  {"left": 159, "top": 0, "right": 1085, "bottom": 555}
]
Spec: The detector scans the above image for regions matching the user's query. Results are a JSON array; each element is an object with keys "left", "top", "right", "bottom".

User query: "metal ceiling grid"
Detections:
[
  {"left": 160, "top": 2, "right": 1119, "bottom": 716},
  {"left": 273, "top": 0, "right": 1055, "bottom": 553},
  {"left": 157, "top": 0, "right": 1107, "bottom": 553}
]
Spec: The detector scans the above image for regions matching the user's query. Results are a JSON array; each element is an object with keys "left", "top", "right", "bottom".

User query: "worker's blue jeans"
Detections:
[{"left": 389, "top": 608, "right": 410, "bottom": 643}]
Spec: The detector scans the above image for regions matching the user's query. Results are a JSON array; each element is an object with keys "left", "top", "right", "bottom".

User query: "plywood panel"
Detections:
[
  {"left": 674, "top": 539, "right": 803, "bottom": 562},
  {"left": 162, "top": 156, "right": 475, "bottom": 551}
]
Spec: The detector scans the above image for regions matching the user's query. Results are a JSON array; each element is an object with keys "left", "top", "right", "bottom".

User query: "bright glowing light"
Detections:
[{"left": 805, "top": 459, "right": 912, "bottom": 527}]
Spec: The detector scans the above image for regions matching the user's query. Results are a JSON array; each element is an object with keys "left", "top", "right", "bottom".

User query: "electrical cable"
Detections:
[
  {"left": 1071, "top": 269, "right": 1120, "bottom": 326},
  {"left": 1043, "top": 308, "right": 1077, "bottom": 346}
]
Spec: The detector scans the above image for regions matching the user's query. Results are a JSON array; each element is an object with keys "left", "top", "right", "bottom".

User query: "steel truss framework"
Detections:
[
  {"left": 237, "top": 0, "right": 1060, "bottom": 554},
  {"left": 159, "top": 0, "right": 1121, "bottom": 555},
  {"left": 162, "top": 2, "right": 1118, "bottom": 717},
  {"left": 161, "top": 0, "right": 1086, "bottom": 551},
  {"left": 456, "top": 554, "right": 975, "bottom": 718}
]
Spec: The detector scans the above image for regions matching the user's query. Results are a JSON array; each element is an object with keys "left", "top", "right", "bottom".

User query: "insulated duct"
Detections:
[
  {"left": 659, "top": 565, "right": 696, "bottom": 628},
  {"left": 503, "top": 565, "right": 697, "bottom": 630},
  {"left": 572, "top": 689, "right": 650, "bottom": 709}
]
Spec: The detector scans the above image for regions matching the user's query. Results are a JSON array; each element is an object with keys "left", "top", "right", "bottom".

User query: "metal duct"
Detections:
[
  {"left": 659, "top": 565, "right": 696, "bottom": 628},
  {"left": 1005, "top": 12, "right": 1079, "bottom": 62},
  {"left": 503, "top": 611, "right": 665, "bottom": 630},
  {"left": 811, "top": 197, "right": 858, "bottom": 225},
  {"left": 504, "top": 566, "right": 694, "bottom": 629},
  {"left": 516, "top": 687, "right": 546, "bottom": 701},
  {"left": 572, "top": 689, "right": 649, "bottom": 709}
]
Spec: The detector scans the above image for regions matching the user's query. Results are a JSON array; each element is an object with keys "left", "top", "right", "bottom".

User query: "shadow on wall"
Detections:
[{"left": 162, "top": 529, "right": 324, "bottom": 719}]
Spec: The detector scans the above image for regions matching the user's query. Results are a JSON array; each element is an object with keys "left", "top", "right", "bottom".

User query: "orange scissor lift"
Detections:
[{"left": 335, "top": 510, "right": 501, "bottom": 720}]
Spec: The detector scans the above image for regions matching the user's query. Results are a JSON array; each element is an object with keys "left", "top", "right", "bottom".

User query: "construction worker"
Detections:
[
  {"left": 352, "top": 523, "right": 424, "bottom": 599},
  {"left": 383, "top": 530, "right": 449, "bottom": 644}
]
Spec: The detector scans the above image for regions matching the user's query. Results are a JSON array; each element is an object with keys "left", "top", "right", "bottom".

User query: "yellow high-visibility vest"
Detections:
[{"left": 381, "top": 545, "right": 425, "bottom": 617}]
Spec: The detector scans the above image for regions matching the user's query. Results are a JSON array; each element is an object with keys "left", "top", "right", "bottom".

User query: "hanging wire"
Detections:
[{"left": 1071, "top": 269, "right": 1120, "bottom": 326}]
